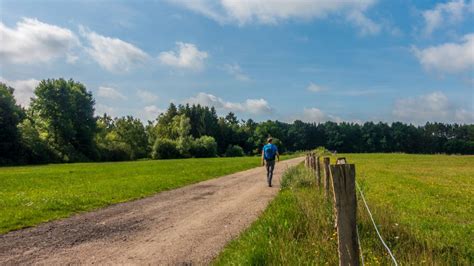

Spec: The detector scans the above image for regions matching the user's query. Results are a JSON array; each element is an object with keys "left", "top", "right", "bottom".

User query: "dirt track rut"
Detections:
[{"left": 0, "top": 157, "right": 303, "bottom": 265}]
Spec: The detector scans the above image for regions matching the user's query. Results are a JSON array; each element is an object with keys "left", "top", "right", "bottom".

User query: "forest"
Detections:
[{"left": 1, "top": 78, "right": 473, "bottom": 165}]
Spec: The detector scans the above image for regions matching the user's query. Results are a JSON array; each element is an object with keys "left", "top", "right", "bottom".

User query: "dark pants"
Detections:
[{"left": 265, "top": 160, "right": 275, "bottom": 186}]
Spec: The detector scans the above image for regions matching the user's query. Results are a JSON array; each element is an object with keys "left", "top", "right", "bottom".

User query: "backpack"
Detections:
[{"left": 263, "top": 144, "right": 276, "bottom": 160}]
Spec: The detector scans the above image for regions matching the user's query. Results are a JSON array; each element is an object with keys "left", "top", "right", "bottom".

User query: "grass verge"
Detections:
[
  {"left": 215, "top": 165, "right": 338, "bottom": 265},
  {"left": 0, "top": 155, "right": 295, "bottom": 234}
]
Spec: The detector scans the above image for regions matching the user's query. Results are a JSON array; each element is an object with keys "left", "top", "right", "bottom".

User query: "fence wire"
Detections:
[
  {"left": 356, "top": 225, "right": 365, "bottom": 266},
  {"left": 356, "top": 182, "right": 399, "bottom": 266}
]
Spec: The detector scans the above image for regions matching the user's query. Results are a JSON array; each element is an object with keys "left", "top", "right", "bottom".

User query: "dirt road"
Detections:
[{"left": 0, "top": 157, "right": 303, "bottom": 265}]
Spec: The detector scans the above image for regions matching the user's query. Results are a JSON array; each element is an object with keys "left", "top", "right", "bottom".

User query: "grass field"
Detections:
[
  {"left": 0, "top": 155, "right": 296, "bottom": 234},
  {"left": 215, "top": 153, "right": 474, "bottom": 265}
]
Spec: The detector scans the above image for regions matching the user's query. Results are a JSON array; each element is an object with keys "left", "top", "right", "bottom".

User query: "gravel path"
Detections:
[{"left": 0, "top": 157, "right": 303, "bottom": 265}]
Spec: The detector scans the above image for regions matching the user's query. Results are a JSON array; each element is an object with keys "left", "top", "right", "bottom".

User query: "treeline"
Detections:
[{"left": 1, "top": 78, "right": 473, "bottom": 165}]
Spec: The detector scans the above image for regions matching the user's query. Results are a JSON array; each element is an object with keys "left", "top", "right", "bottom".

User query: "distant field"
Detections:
[
  {"left": 215, "top": 153, "right": 474, "bottom": 265},
  {"left": 0, "top": 155, "right": 296, "bottom": 234}
]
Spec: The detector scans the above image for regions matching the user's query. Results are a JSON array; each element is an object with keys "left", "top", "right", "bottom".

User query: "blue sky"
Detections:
[{"left": 1, "top": 0, "right": 473, "bottom": 124}]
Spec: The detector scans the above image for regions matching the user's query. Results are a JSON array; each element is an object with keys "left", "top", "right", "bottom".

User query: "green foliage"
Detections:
[
  {"left": 151, "top": 103, "right": 178, "bottom": 140},
  {"left": 2, "top": 77, "right": 473, "bottom": 165},
  {"left": 151, "top": 138, "right": 180, "bottom": 159},
  {"left": 18, "top": 119, "right": 57, "bottom": 163},
  {"left": 94, "top": 114, "right": 149, "bottom": 161},
  {"left": 0, "top": 83, "right": 24, "bottom": 164},
  {"left": 314, "top": 146, "right": 331, "bottom": 155},
  {"left": 30, "top": 78, "right": 96, "bottom": 162},
  {"left": 191, "top": 136, "right": 218, "bottom": 158},
  {"left": 98, "top": 141, "right": 132, "bottom": 162},
  {"left": 225, "top": 145, "right": 245, "bottom": 157},
  {"left": 114, "top": 116, "right": 148, "bottom": 159}
]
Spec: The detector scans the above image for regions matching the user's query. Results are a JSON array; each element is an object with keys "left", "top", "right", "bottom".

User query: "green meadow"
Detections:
[
  {"left": 215, "top": 153, "right": 474, "bottom": 265},
  {"left": 0, "top": 156, "right": 295, "bottom": 234}
]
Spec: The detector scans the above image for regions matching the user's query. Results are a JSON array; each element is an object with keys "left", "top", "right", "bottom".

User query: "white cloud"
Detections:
[
  {"left": 185, "top": 92, "right": 271, "bottom": 114},
  {"left": 159, "top": 42, "right": 208, "bottom": 70},
  {"left": 244, "top": 99, "right": 272, "bottom": 114},
  {"left": 306, "top": 82, "right": 325, "bottom": 92},
  {"left": 143, "top": 105, "right": 164, "bottom": 120},
  {"left": 299, "top": 107, "right": 342, "bottom": 123},
  {"left": 0, "top": 18, "right": 80, "bottom": 64},
  {"left": 422, "top": 0, "right": 473, "bottom": 35},
  {"left": 137, "top": 89, "right": 159, "bottom": 103},
  {"left": 347, "top": 10, "right": 381, "bottom": 35},
  {"left": 80, "top": 26, "right": 149, "bottom": 72},
  {"left": 393, "top": 91, "right": 473, "bottom": 124},
  {"left": 168, "top": 0, "right": 379, "bottom": 34},
  {"left": 95, "top": 103, "right": 118, "bottom": 117},
  {"left": 413, "top": 33, "right": 474, "bottom": 73},
  {"left": 0, "top": 77, "right": 40, "bottom": 106},
  {"left": 224, "top": 63, "right": 250, "bottom": 81},
  {"left": 97, "top": 86, "right": 126, "bottom": 100}
]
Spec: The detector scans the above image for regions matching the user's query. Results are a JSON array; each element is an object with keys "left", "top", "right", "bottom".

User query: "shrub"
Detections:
[
  {"left": 152, "top": 138, "right": 180, "bottom": 159},
  {"left": 98, "top": 142, "right": 132, "bottom": 162},
  {"left": 314, "top": 146, "right": 331, "bottom": 156},
  {"left": 191, "top": 136, "right": 218, "bottom": 158},
  {"left": 225, "top": 145, "right": 245, "bottom": 157}
]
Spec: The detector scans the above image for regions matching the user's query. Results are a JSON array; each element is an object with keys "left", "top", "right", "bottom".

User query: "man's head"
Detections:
[{"left": 267, "top": 137, "right": 273, "bottom": 143}]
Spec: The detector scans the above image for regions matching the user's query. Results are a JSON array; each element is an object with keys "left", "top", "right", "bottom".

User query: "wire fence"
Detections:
[
  {"left": 356, "top": 181, "right": 399, "bottom": 266},
  {"left": 304, "top": 153, "right": 399, "bottom": 265}
]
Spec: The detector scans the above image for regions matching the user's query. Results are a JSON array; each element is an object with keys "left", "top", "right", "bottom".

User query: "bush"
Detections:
[
  {"left": 225, "top": 145, "right": 245, "bottom": 157},
  {"left": 191, "top": 136, "right": 218, "bottom": 158},
  {"left": 98, "top": 142, "right": 132, "bottom": 162},
  {"left": 152, "top": 138, "right": 180, "bottom": 159},
  {"left": 314, "top": 146, "right": 331, "bottom": 156}
]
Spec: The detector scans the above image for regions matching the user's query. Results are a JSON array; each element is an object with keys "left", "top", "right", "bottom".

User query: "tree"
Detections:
[
  {"left": 0, "top": 83, "right": 24, "bottom": 164},
  {"left": 153, "top": 103, "right": 178, "bottom": 140},
  {"left": 94, "top": 114, "right": 149, "bottom": 161},
  {"left": 18, "top": 117, "right": 57, "bottom": 164},
  {"left": 225, "top": 112, "right": 239, "bottom": 125},
  {"left": 30, "top": 79, "right": 97, "bottom": 161},
  {"left": 173, "top": 114, "right": 193, "bottom": 157},
  {"left": 114, "top": 116, "right": 149, "bottom": 159}
]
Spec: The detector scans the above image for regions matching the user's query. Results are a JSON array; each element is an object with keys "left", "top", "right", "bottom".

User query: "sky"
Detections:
[{"left": 0, "top": 0, "right": 473, "bottom": 124}]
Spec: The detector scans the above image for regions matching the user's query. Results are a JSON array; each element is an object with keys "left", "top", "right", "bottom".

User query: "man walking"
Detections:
[{"left": 262, "top": 137, "right": 280, "bottom": 187}]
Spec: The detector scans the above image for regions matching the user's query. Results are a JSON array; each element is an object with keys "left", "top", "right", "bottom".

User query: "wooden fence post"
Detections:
[
  {"left": 315, "top": 156, "right": 321, "bottom": 187},
  {"left": 336, "top": 157, "right": 347, "bottom": 165},
  {"left": 330, "top": 164, "right": 359, "bottom": 266},
  {"left": 323, "top": 157, "right": 330, "bottom": 198}
]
